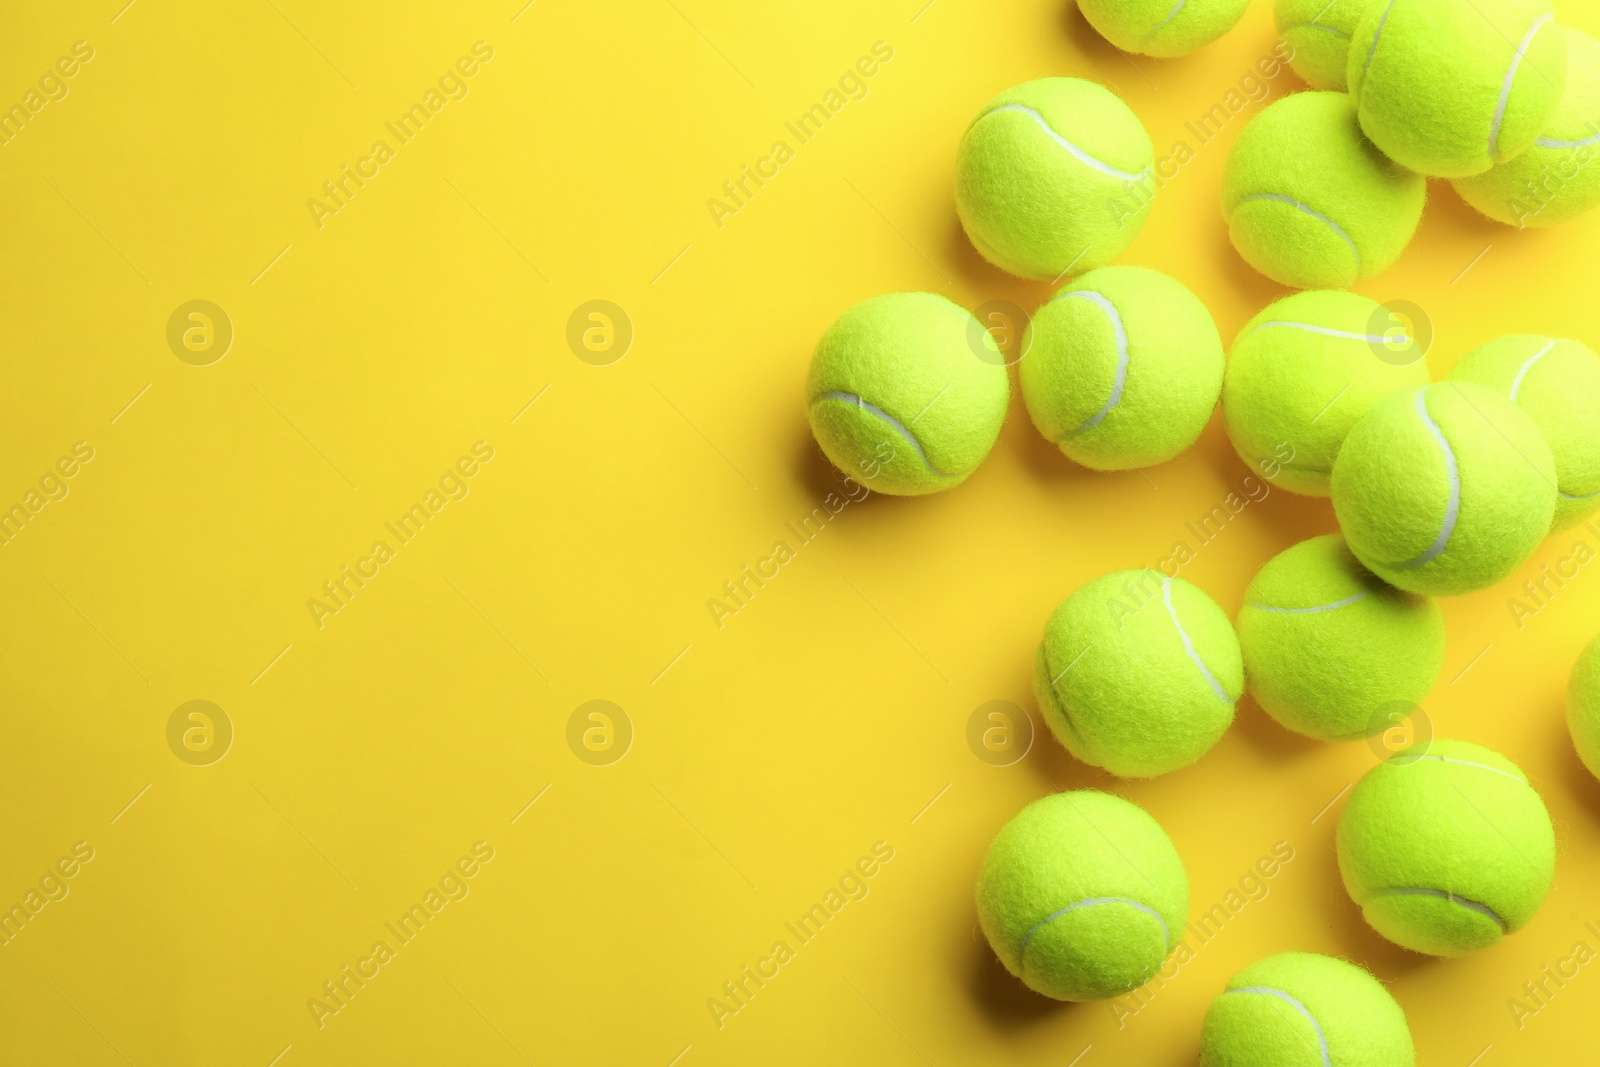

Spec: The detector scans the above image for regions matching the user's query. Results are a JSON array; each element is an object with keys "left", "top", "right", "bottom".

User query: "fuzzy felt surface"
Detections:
[
  {"left": 1336, "top": 739, "right": 1556, "bottom": 956},
  {"left": 1348, "top": 0, "right": 1566, "bottom": 178},
  {"left": 1330, "top": 382, "right": 1556, "bottom": 595},
  {"left": 1019, "top": 265, "right": 1224, "bottom": 471},
  {"left": 1239, "top": 535, "right": 1444, "bottom": 741},
  {"left": 806, "top": 293, "right": 1009, "bottom": 495},
  {"left": 975, "top": 790, "right": 1188, "bottom": 1001},
  {"left": 1222, "top": 289, "right": 1430, "bottom": 496},
  {"left": 1570, "top": 635, "right": 1600, "bottom": 782},
  {"left": 1200, "top": 951, "right": 1415, "bottom": 1067},
  {"left": 1080, "top": 0, "right": 1252, "bottom": 57},
  {"left": 956, "top": 78, "right": 1154, "bottom": 280},
  {"left": 1449, "top": 334, "right": 1600, "bottom": 529},
  {"left": 1222, "top": 91, "right": 1426, "bottom": 288},
  {"left": 1276, "top": 0, "right": 1382, "bottom": 91},
  {"left": 1454, "top": 28, "right": 1600, "bottom": 226},
  {"left": 1036, "top": 569, "right": 1242, "bottom": 777}
]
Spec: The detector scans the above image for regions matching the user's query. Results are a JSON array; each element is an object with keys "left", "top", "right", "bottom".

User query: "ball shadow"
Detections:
[
  {"left": 1549, "top": 693, "right": 1600, "bottom": 825},
  {"left": 1230, "top": 692, "right": 1322, "bottom": 764},
  {"left": 964, "top": 921, "right": 1077, "bottom": 1029},
  {"left": 787, "top": 419, "right": 899, "bottom": 517}
]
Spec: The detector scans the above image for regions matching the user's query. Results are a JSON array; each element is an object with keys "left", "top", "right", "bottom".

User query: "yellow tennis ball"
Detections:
[
  {"left": 1275, "top": 0, "right": 1382, "bottom": 91},
  {"left": 1200, "top": 952, "right": 1415, "bottom": 1067},
  {"left": 1239, "top": 535, "right": 1445, "bottom": 741},
  {"left": 1020, "top": 265, "right": 1224, "bottom": 471},
  {"left": 1222, "top": 91, "right": 1426, "bottom": 289},
  {"left": 1448, "top": 335, "right": 1600, "bottom": 530},
  {"left": 1330, "top": 382, "right": 1557, "bottom": 595},
  {"left": 1223, "top": 289, "right": 1430, "bottom": 495},
  {"left": 1079, "top": 0, "right": 1251, "bottom": 57},
  {"left": 1337, "top": 739, "right": 1556, "bottom": 956},
  {"left": 1036, "top": 570, "right": 1243, "bottom": 777},
  {"left": 805, "top": 293, "right": 1009, "bottom": 495},
  {"left": 956, "top": 78, "right": 1154, "bottom": 281},
  {"left": 1348, "top": 0, "right": 1567, "bottom": 178},
  {"left": 1454, "top": 27, "right": 1600, "bottom": 228},
  {"left": 976, "top": 791, "right": 1188, "bottom": 1001},
  {"left": 1569, "top": 633, "right": 1600, "bottom": 781}
]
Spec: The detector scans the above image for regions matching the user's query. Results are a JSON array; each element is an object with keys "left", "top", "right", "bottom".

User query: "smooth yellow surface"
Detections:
[{"left": 2, "top": 1, "right": 1599, "bottom": 1064}]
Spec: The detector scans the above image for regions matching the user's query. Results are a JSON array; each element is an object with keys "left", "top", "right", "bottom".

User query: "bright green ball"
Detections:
[
  {"left": 976, "top": 791, "right": 1188, "bottom": 1001},
  {"left": 1078, "top": 0, "right": 1251, "bottom": 57},
  {"left": 956, "top": 78, "right": 1154, "bottom": 281},
  {"left": 1020, "top": 265, "right": 1223, "bottom": 471},
  {"left": 1275, "top": 0, "right": 1381, "bottom": 91},
  {"left": 1348, "top": 0, "right": 1567, "bottom": 178},
  {"left": 1200, "top": 952, "right": 1415, "bottom": 1067},
  {"left": 1203, "top": 953, "right": 1414, "bottom": 1062},
  {"left": 1569, "top": 634, "right": 1600, "bottom": 781},
  {"left": 1222, "top": 91, "right": 1426, "bottom": 289},
  {"left": 1223, "top": 289, "right": 1430, "bottom": 496},
  {"left": 1449, "top": 335, "right": 1600, "bottom": 530},
  {"left": 1239, "top": 535, "right": 1445, "bottom": 742},
  {"left": 1337, "top": 739, "right": 1556, "bottom": 956},
  {"left": 1330, "top": 382, "right": 1557, "bottom": 596},
  {"left": 1454, "top": 28, "right": 1600, "bottom": 228},
  {"left": 1036, "top": 570, "right": 1242, "bottom": 777},
  {"left": 805, "top": 293, "right": 1009, "bottom": 496}
]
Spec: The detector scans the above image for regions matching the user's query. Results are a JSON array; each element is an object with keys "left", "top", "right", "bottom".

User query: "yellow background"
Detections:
[{"left": 1, "top": 0, "right": 1598, "bottom": 1063}]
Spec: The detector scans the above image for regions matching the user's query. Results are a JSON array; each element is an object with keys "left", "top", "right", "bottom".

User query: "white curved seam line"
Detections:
[
  {"left": 1369, "top": 886, "right": 1508, "bottom": 929},
  {"left": 1224, "top": 987, "right": 1330, "bottom": 1067},
  {"left": 1246, "top": 591, "right": 1370, "bottom": 614},
  {"left": 1162, "top": 577, "right": 1230, "bottom": 702},
  {"left": 1146, "top": 0, "right": 1185, "bottom": 38},
  {"left": 1056, "top": 290, "right": 1129, "bottom": 434},
  {"left": 982, "top": 104, "right": 1151, "bottom": 183},
  {"left": 1285, "top": 22, "right": 1350, "bottom": 39},
  {"left": 1356, "top": 0, "right": 1399, "bottom": 92},
  {"left": 1395, "top": 752, "right": 1526, "bottom": 783},
  {"left": 1540, "top": 128, "right": 1600, "bottom": 149},
  {"left": 1508, "top": 340, "right": 1556, "bottom": 401},
  {"left": 1018, "top": 897, "right": 1168, "bottom": 964},
  {"left": 1251, "top": 319, "right": 1405, "bottom": 344},
  {"left": 1235, "top": 194, "right": 1361, "bottom": 270},
  {"left": 1491, "top": 15, "right": 1554, "bottom": 161},
  {"left": 1399, "top": 390, "right": 1460, "bottom": 569},
  {"left": 1561, "top": 486, "right": 1600, "bottom": 501},
  {"left": 812, "top": 391, "right": 951, "bottom": 477}
]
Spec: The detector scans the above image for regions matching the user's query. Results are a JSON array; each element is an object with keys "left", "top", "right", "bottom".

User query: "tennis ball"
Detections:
[
  {"left": 1200, "top": 952, "right": 1415, "bottom": 1067},
  {"left": 1454, "top": 28, "right": 1600, "bottom": 227},
  {"left": 1020, "top": 266, "right": 1224, "bottom": 471},
  {"left": 1275, "top": 0, "right": 1380, "bottom": 91},
  {"left": 1569, "top": 634, "right": 1600, "bottom": 781},
  {"left": 1078, "top": 0, "right": 1251, "bottom": 57},
  {"left": 976, "top": 790, "right": 1188, "bottom": 1001},
  {"left": 1337, "top": 738, "right": 1555, "bottom": 956},
  {"left": 1222, "top": 91, "right": 1426, "bottom": 289},
  {"left": 1330, "top": 382, "right": 1557, "bottom": 596},
  {"left": 1223, "top": 290, "right": 1430, "bottom": 496},
  {"left": 806, "top": 293, "right": 1008, "bottom": 496},
  {"left": 1449, "top": 335, "right": 1600, "bottom": 530},
  {"left": 956, "top": 78, "right": 1154, "bottom": 281},
  {"left": 1036, "top": 570, "right": 1243, "bottom": 778},
  {"left": 1239, "top": 536, "right": 1445, "bottom": 742},
  {"left": 1348, "top": 0, "right": 1567, "bottom": 178}
]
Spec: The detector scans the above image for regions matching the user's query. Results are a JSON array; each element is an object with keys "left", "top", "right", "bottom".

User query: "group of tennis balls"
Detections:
[{"left": 803, "top": 0, "right": 1600, "bottom": 1061}]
